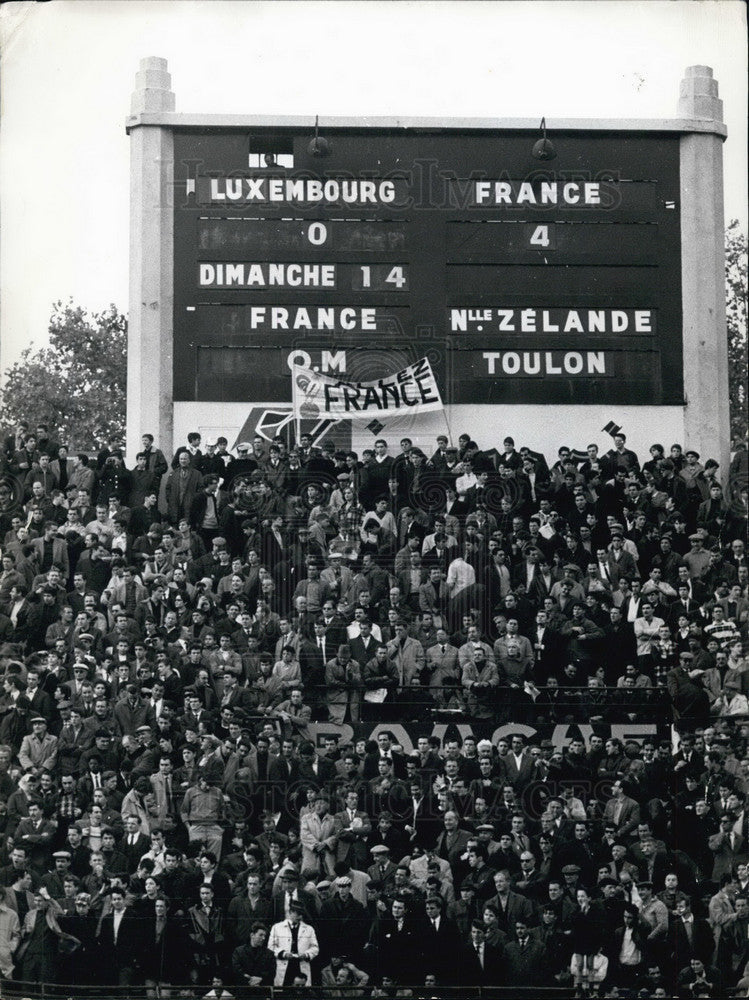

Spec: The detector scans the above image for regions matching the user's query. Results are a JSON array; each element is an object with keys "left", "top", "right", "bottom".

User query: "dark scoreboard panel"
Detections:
[{"left": 172, "top": 129, "right": 682, "bottom": 405}]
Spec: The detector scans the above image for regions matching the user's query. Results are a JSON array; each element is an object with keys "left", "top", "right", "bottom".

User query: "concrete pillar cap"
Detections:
[
  {"left": 131, "top": 56, "right": 175, "bottom": 116},
  {"left": 140, "top": 56, "right": 169, "bottom": 71},
  {"left": 678, "top": 65, "right": 723, "bottom": 123}
]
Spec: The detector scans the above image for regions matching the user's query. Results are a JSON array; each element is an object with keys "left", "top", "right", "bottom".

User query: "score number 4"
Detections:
[{"left": 526, "top": 224, "right": 556, "bottom": 250}]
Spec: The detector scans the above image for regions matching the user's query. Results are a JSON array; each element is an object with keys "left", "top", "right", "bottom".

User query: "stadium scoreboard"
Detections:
[{"left": 172, "top": 128, "right": 683, "bottom": 408}]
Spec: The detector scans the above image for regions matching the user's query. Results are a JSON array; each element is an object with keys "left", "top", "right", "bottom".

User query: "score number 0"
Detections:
[{"left": 305, "top": 223, "right": 408, "bottom": 290}]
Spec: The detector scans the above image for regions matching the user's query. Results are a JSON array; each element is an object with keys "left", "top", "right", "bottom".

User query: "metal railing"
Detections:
[
  {"left": 0, "top": 984, "right": 588, "bottom": 1000},
  {"left": 293, "top": 684, "right": 671, "bottom": 719},
  {"left": 2, "top": 984, "right": 746, "bottom": 1000},
  {"left": 280, "top": 685, "right": 674, "bottom": 731}
]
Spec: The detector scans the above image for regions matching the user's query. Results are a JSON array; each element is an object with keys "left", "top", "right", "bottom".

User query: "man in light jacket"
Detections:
[
  {"left": 268, "top": 900, "right": 319, "bottom": 986},
  {"left": 0, "top": 893, "right": 21, "bottom": 978},
  {"left": 300, "top": 793, "right": 338, "bottom": 878}
]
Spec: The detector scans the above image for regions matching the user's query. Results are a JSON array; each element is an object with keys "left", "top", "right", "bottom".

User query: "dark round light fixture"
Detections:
[
  {"left": 532, "top": 117, "right": 557, "bottom": 161},
  {"left": 308, "top": 116, "right": 331, "bottom": 157}
]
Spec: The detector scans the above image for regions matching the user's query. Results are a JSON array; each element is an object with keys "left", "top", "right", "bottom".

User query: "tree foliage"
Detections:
[
  {"left": 0, "top": 300, "right": 127, "bottom": 451},
  {"left": 726, "top": 219, "right": 748, "bottom": 442}
]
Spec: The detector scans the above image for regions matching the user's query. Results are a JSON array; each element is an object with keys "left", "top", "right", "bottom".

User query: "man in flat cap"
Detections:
[
  {"left": 683, "top": 532, "right": 713, "bottom": 580},
  {"left": 368, "top": 844, "right": 398, "bottom": 888},
  {"left": 271, "top": 865, "right": 316, "bottom": 925},
  {"left": 226, "top": 443, "right": 259, "bottom": 488},
  {"left": 18, "top": 715, "right": 58, "bottom": 775},
  {"left": 40, "top": 851, "right": 72, "bottom": 900},
  {"left": 318, "top": 873, "right": 368, "bottom": 961}
]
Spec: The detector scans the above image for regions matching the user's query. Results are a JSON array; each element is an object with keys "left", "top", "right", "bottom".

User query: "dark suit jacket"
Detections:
[
  {"left": 503, "top": 937, "right": 548, "bottom": 986},
  {"left": 25, "top": 686, "right": 54, "bottom": 718},
  {"left": 434, "top": 828, "right": 472, "bottom": 871},
  {"left": 297, "top": 756, "right": 336, "bottom": 790},
  {"left": 401, "top": 795, "right": 439, "bottom": 849},
  {"left": 14, "top": 818, "right": 55, "bottom": 858},
  {"left": 225, "top": 894, "right": 274, "bottom": 950},
  {"left": 458, "top": 940, "right": 505, "bottom": 985},
  {"left": 420, "top": 914, "right": 462, "bottom": 982},
  {"left": 605, "top": 551, "right": 639, "bottom": 586},
  {"left": 97, "top": 907, "right": 143, "bottom": 969},
  {"left": 501, "top": 752, "right": 536, "bottom": 792},
  {"left": 668, "top": 915, "right": 714, "bottom": 967},
  {"left": 165, "top": 466, "right": 203, "bottom": 522},
  {"left": 218, "top": 686, "right": 251, "bottom": 713},
  {"left": 602, "top": 794, "right": 641, "bottom": 837},
  {"left": 270, "top": 886, "right": 316, "bottom": 924},
  {"left": 668, "top": 599, "right": 701, "bottom": 626},
  {"left": 121, "top": 832, "right": 152, "bottom": 873},
  {"left": 367, "top": 860, "right": 399, "bottom": 887},
  {"left": 373, "top": 914, "right": 423, "bottom": 982},
  {"left": 363, "top": 750, "right": 407, "bottom": 781},
  {"left": 100, "top": 848, "right": 128, "bottom": 875},
  {"left": 619, "top": 596, "right": 644, "bottom": 622},
  {"left": 636, "top": 853, "right": 673, "bottom": 893},
  {"left": 349, "top": 634, "right": 379, "bottom": 670},
  {"left": 268, "top": 754, "right": 300, "bottom": 788},
  {"left": 528, "top": 572, "right": 557, "bottom": 606},
  {"left": 486, "top": 890, "right": 537, "bottom": 931}
]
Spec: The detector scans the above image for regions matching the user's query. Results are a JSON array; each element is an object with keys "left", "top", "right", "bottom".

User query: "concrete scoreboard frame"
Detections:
[{"left": 126, "top": 58, "right": 729, "bottom": 468}]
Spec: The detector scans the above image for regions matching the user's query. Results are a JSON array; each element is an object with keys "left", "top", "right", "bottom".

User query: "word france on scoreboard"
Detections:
[{"left": 172, "top": 128, "right": 682, "bottom": 411}]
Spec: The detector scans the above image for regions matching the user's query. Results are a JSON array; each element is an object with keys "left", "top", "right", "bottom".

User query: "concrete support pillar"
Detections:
[
  {"left": 126, "top": 57, "right": 175, "bottom": 463},
  {"left": 678, "top": 66, "right": 730, "bottom": 475}
]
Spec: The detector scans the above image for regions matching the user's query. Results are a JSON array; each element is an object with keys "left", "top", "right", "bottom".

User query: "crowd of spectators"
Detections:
[{"left": 0, "top": 419, "right": 747, "bottom": 998}]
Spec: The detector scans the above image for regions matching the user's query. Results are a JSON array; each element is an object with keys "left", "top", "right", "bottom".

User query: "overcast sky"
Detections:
[{"left": 0, "top": 0, "right": 746, "bottom": 373}]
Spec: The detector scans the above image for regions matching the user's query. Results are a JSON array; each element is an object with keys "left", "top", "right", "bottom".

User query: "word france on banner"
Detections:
[{"left": 292, "top": 359, "right": 443, "bottom": 419}]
